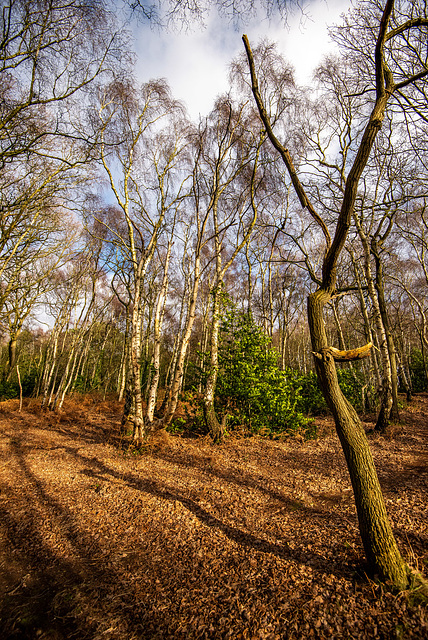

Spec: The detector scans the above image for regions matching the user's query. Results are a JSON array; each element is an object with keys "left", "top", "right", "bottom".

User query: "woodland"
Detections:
[{"left": 0, "top": 0, "right": 428, "bottom": 634}]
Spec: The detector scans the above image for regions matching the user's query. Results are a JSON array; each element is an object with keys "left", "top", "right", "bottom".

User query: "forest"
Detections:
[{"left": 0, "top": 0, "right": 427, "bottom": 637}]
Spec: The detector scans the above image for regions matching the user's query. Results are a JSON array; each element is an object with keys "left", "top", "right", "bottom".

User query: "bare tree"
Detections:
[
  {"left": 0, "top": 0, "right": 124, "bottom": 169},
  {"left": 97, "top": 78, "right": 191, "bottom": 442},
  {"left": 188, "top": 96, "right": 267, "bottom": 440},
  {"left": 243, "top": 0, "right": 428, "bottom": 590}
]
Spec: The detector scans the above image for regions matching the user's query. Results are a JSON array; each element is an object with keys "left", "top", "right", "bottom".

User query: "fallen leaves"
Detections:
[{"left": 0, "top": 394, "right": 426, "bottom": 639}]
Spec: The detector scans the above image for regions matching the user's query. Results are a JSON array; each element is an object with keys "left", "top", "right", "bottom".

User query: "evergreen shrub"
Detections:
[
  {"left": 0, "top": 379, "right": 18, "bottom": 400},
  {"left": 409, "top": 349, "right": 427, "bottom": 392},
  {"left": 216, "top": 310, "right": 314, "bottom": 438}
]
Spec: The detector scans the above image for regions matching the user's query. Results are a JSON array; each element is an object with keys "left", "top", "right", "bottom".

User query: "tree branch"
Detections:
[
  {"left": 313, "top": 342, "right": 373, "bottom": 362},
  {"left": 242, "top": 34, "right": 332, "bottom": 252}
]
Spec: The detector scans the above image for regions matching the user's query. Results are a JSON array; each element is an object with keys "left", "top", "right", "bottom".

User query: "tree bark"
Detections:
[{"left": 308, "top": 288, "right": 408, "bottom": 589}]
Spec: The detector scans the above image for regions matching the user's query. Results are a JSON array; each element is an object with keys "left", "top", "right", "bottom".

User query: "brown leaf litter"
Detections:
[{"left": 0, "top": 393, "right": 427, "bottom": 639}]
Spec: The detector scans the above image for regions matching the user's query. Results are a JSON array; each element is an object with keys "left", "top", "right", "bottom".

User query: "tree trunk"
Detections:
[
  {"left": 308, "top": 288, "right": 408, "bottom": 589},
  {"left": 354, "top": 219, "right": 393, "bottom": 431},
  {"left": 204, "top": 283, "right": 223, "bottom": 442},
  {"left": 371, "top": 238, "right": 400, "bottom": 422}
]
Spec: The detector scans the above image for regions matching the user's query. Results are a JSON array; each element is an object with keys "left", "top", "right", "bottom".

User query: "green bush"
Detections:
[
  {"left": 288, "top": 366, "right": 368, "bottom": 415},
  {"left": 194, "top": 306, "right": 371, "bottom": 439},
  {"left": 287, "top": 369, "right": 327, "bottom": 415},
  {"left": 216, "top": 310, "right": 314, "bottom": 438},
  {"left": 0, "top": 362, "right": 39, "bottom": 400},
  {"left": 21, "top": 365, "right": 39, "bottom": 397},
  {"left": 337, "top": 368, "right": 367, "bottom": 412},
  {"left": 409, "top": 349, "right": 427, "bottom": 392},
  {"left": 0, "top": 379, "right": 19, "bottom": 400}
]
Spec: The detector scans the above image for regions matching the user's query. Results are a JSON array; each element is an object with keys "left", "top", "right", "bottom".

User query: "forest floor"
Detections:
[{"left": 0, "top": 394, "right": 427, "bottom": 640}]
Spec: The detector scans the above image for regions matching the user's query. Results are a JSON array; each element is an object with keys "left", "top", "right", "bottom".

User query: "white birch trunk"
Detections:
[{"left": 147, "top": 242, "right": 172, "bottom": 422}]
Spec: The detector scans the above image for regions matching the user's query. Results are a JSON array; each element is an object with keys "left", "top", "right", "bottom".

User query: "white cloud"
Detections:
[
  {"left": 133, "top": 0, "right": 352, "bottom": 120},
  {"left": 274, "top": 1, "right": 351, "bottom": 81}
]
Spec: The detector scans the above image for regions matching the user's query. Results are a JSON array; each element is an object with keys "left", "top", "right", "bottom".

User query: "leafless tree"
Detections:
[
  {"left": 97, "top": 77, "right": 192, "bottom": 442},
  {"left": 243, "top": 0, "right": 428, "bottom": 591}
]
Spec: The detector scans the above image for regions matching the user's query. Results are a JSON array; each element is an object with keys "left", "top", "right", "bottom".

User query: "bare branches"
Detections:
[
  {"left": 375, "top": 0, "right": 395, "bottom": 99},
  {"left": 242, "top": 34, "right": 332, "bottom": 254}
]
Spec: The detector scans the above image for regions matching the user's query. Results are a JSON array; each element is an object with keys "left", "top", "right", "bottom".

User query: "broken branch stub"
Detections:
[{"left": 313, "top": 342, "right": 373, "bottom": 362}]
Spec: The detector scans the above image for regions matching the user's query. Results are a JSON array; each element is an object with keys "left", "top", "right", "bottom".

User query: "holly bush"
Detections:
[
  {"left": 216, "top": 310, "right": 314, "bottom": 438},
  {"left": 409, "top": 349, "right": 428, "bottom": 392}
]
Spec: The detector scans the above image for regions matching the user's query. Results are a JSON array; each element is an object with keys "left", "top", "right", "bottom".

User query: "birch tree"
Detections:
[
  {"left": 97, "top": 78, "right": 191, "bottom": 443},
  {"left": 190, "top": 97, "right": 267, "bottom": 440}
]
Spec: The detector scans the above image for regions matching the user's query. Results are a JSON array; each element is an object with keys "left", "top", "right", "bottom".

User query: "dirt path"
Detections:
[{"left": 0, "top": 394, "right": 427, "bottom": 639}]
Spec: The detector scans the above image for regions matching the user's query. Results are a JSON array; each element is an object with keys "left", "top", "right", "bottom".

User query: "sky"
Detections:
[{"left": 132, "top": 0, "right": 353, "bottom": 121}]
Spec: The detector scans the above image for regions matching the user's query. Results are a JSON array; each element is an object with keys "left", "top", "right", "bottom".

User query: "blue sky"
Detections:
[{"left": 132, "top": 0, "right": 352, "bottom": 120}]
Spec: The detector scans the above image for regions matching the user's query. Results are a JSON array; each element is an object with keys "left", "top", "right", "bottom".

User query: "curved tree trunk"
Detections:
[
  {"left": 242, "top": 0, "right": 428, "bottom": 589},
  {"left": 308, "top": 288, "right": 408, "bottom": 589}
]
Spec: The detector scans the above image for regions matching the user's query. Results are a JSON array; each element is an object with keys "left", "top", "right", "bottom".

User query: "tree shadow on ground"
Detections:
[
  {"left": 66, "top": 443, "right": 354, "bottom": 577},
  {"left": 0, "top": 419, "right": 363, "bottom": 640}
]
